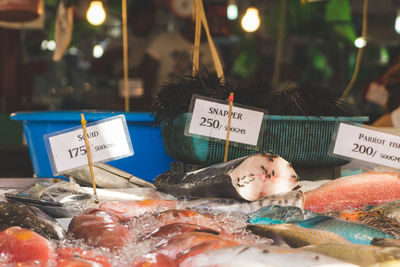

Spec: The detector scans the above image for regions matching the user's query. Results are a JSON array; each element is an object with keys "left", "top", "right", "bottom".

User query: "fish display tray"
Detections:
[
  {"left": 161, "top": 113, "right": 369, "bottom": 167},
  {"left": 11, "top": 111, "right": 175, "bottom": 182}
]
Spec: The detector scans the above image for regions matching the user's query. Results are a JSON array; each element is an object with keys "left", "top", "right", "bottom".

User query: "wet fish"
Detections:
[
  {"left": 154, "top": 153, "right": 298, "bottom": 201},
  {"left": 63, "top": 162, "right": 155, "bottom": 189},
  {"left": 56, "top": 247, "right": 113, "bottom": 267},
  {"left": 6, "top": 180, "right": 92, "bottom": 218},
  {"left": 68, "top": 208, "right": 130, "bottom": 250},
  {"left": 134, "top": 253, "right": 178, "bottom": 267},
  {"left": 155, "top": 209, "right": 239, "bottom": 234},
  {"left": 297, "top": 215, "right": 394, "bottom": 245},
  {"left": 247, "top": 224, "right": 351, "bottom": 248},
  {"left": 248, "top": 205, "right": 318, "bottom": 225},
  {"left": 303, "top": 243, "right": 400, "bottom": 266},
  {"left": 329, "top": 209, "right": 400, "bottom": 239},
  {"left": 0, "top": 202, "right": 66, "bottom": 240},
  {"left": 145, "top": 223, "right": 221, "bottom": 239},
  {"left": 154, "top": 232, "right": 239, "bottom": 260},
  {"left": 179, "top": 245, "right": 358, "bottom": 267},
  {"left": 0, "top": 226, "right": 56, "bottom": 266},
  {"left": 371, "top": 237, "right": 400, "bottom": 248},
  {"left": 304, "top": 171, "right": 400, "bottom": 213},
  {"left": 182, "top": 190, "right": 304, "bottom": 215},
  {"left": 99, "top": 199, "right": 178, "bottom": 222},
  {"left": 367, "top": 200, "right": 400, "bottom": 223}
]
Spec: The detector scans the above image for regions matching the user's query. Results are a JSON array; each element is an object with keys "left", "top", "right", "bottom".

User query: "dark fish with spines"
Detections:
[
  {"left": 154, "top": 154, "right": 298, "bottom": 201},
  {"left": 0, "top": 202, "right": 66, "bottom": 240}
]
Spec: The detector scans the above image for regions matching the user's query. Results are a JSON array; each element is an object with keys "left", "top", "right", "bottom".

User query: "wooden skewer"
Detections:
[
  {"left": 224, "top": 93, "right": 234, "bottom": 162},
  {"left": 81, "top": 113, "right": 98, "bottom": 203},
  {"left": 122, "top": 0, "right": 130, "bottom": 111}
]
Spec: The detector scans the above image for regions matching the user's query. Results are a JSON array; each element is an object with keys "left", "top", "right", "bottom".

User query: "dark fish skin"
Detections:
[
  {"left": 154, "top": 154, "right": 298, "bottom": 201},
  {"left": 0, "top": 202, "right": 66, "bottom": 240},
  {"left": 154, "top": 171, "right": 241, "bottom": 199}
]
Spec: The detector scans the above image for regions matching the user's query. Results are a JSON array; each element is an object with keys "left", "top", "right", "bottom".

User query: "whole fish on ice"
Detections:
[
  {"left": 0, "top": 226, "right": 56, "bottom": 266},
  {"left": 303, "top": 243, "right": 400, "bottom": 266},
  {"left": 367, "top": 200, "right": 400, "bottom": 223},
  {"left": 304, "top": 171, "right": 400, "bottom": 213},
  {"left": 297, "top": 215, "right": 394, "bottom": 245},
  {"left": 0, "top": 202, "right": 66, "bottom": 240},
  {"left": 248, "top": 205, "right": 318, "bottom": 225},
  {"left": 68, "top": 208, "right": 130, "bottom": 250},
  {"left": 155, "top": 153, "right": 298, "bottom": 201},
  {"left": 99, "top": 199, "right": 178, "bottom": 222},
  {"left": 63, "top": 162, "right": 155, "bottom": 189},
  {"left": 179, "top": 245, "right": 358, "bottom": 267},
  {"left": 328, "top": 209, "right": 400, "bottom": 239},
  {"left": 247, "top": 223, "right": 351, "bottom": 248},
  {"left": 182, "top": 190, "right": 304, "bottom": 215}
]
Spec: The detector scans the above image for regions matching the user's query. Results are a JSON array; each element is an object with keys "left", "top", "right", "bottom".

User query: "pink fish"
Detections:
[
  {"left": 154, "top": 232, "right": 238, "bottom": 260},
  {"left": 99, "top": 199, "right": 178, "bottom": 222},
  {"left": 146, "top": 223, "right": 221, "bottom": 239},
  {"left": 304, "top": 171, "right": 400, "bottom": 213},
  {"left": 0, "top": 226, "right": 56, "bottom": 266},
  {"left": 133, "top": 253, "right": 178, "bottom": 267},
  {"left": 68, "top": 208, "right": 129, "bottom": 250}
]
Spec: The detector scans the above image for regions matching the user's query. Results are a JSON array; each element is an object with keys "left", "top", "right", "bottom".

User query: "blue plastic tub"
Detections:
[{"left": 11, "top": 111, "right": 175, "bottom": 182}]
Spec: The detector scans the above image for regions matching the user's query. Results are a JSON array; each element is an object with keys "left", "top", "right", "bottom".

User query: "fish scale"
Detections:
[{"left": 297, "top": 215, "right": 394, "bottom": 245}]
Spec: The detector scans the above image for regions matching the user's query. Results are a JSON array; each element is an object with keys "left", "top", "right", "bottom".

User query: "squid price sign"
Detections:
[
  {"left": 44, "top": 115, "right": 133, "bottom": 175},
  {"left": 332, "top": 122, "right": 400, "bottom": 169},
  {"left": 187, "top": 95, "right": 264, "bottom": 147}
]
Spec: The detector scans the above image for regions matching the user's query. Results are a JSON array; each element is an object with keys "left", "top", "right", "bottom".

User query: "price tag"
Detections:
[
  {"left": 332, "top": 122, "right": 400, "bottom": 169},
  {"left": 187, "top": 95, "right": 264, "bottom": 147},
  {"left": 44, "top": 115, "right": 133, "bottom": 175}
]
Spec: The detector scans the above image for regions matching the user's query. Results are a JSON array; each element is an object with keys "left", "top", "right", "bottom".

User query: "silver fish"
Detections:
[
  {"left": 63, "top": 163, "right": 155, "bottom": 189},
  {"left": 182, "top": 190, "right": 304, "bottom": 215}
]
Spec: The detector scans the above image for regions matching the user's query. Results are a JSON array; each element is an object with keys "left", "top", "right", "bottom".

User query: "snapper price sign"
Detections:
[
  {"left": 186, "top": 95, "right": 265, "bottom": 147},
  {"left": 44, "top": 115, "right": 133, "bottom": 175}
]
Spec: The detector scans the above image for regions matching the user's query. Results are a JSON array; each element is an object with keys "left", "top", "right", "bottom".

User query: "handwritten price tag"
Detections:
[
  {"left": 187, "top": 96, "right": 264, "bottom": 147},
  {"left": 333, "top": 122, "right": 400, "bottom": 169},
  {"left": 44, "top": 115, "right": 133, "bottom": 175}
]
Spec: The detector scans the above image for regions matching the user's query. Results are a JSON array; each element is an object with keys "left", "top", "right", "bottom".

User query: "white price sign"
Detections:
[
  {"left": 45, "top": 115, "right": 133, "bottom": 175},
  {"left": 187, "top": 97, "right": 264, "bottom": 146},
  {"left": 333, "top": 122, "right": 400, "bottom": 169}
]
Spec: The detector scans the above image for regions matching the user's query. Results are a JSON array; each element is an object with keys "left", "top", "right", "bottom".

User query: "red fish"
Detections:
[
  {"left": 0, "top": 226, "right": 55, "bottom": 266},
  {"left": 99, "top": 199, "right": 177, "bottom": 222},
  {"left": 68, "top": 208, "right": 129, "bottom": 250},
  {"left": 176, "top": 239, "right": 240, "bottom": 264},
  {"left": 57, "top": 257, "right": 107, "bottom": 267},
  {"left": 304, "top": 171, "right": 400, "bottom": 213},
  {"left": 146, "top": 223, "right": 221, "bottom": 239},
  {"left": 133, "top": 253, "right": 178, "bottom": 267},
  {"left": 156, "top": 209, "right": 232, "bottom": 233},
  {"left": 56, "top": 247, "right": 112, "bottom": 267},
  {"left": 154, "top": 232, "right": 235, "bottom": 259}
]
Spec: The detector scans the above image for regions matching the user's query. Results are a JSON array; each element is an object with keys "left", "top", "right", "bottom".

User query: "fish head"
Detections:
[{"left": 229, "top": 154, "right": 298, "bottom": 201}]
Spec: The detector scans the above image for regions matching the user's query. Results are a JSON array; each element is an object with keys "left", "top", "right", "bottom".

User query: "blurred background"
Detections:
[{"left": 0, "top": 0, "right": 399, "bottom": 176}]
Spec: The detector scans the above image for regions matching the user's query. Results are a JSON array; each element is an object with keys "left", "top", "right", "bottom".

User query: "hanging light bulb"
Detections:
[
  {"left": 395, "top": 10, "right": 400, "bottom": 34},
  {"left": 241, "top": 7, "right": 260, "bottom": 32},
  {"left": 354, "top": 37, "right": 367, "bottom": 48},
  {"left": 86, "top": 1, "right": 106, "bottom": 26},
  {"left": 227, "top": 0, "right": 238, "bottom": 21}
]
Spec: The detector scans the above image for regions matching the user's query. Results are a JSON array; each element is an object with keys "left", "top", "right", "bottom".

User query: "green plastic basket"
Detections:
[{"left": 161, "top": 113, "right": 369, "bottom": 167}]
